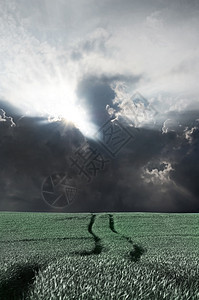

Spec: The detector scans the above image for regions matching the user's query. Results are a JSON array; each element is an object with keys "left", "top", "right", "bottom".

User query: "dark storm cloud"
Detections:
[
  {"left": 112, "top": 123, "right": 198, "bottom": 212},
  {"left": 0, "top": 101, "right": 199, "bottom": 212},
  {"left": 59, "top": 113, "right": 199, "bottom": 213},
  {"left": 74, "top": 109, "right": 199, "bottom": 213},
  {"left": 0, "top": 114, "right": 85, "bottom": 212},
  {"left": 170, "top": 124, "right": 199, "bottom": 207},
  {"left": 0, "top": 96, "right": 198, "bottom": 213}
]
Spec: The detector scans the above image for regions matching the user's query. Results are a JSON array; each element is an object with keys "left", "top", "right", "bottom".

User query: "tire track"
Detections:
[
  {"left": 0, "top": 237, "right": 91, "bottom": 244},
  {"left": 108, "top": 214, "right": 146, "bottom": 262},
  {"left": 1, "top": 215, "right": 102, "bottom": 298},
  {"left": 75, "top": 214, "right": 104, "bottom": 256}
]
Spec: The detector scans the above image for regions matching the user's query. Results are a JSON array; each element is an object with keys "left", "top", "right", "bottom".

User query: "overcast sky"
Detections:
[{"left": 0, "top": 0, "right": 199, "bottom": 212}]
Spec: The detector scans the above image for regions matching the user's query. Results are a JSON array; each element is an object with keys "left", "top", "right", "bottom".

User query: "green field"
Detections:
[{"left": 0, "top": 212, "right": 199, "bottom": 299}]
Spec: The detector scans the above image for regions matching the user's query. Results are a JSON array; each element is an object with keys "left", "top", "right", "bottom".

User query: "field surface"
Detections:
[{"left": 0, "top": 212, "right": 199, "bottom": 299}]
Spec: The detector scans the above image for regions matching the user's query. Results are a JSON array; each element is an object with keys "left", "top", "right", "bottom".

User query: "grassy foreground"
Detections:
[{"left": 0, "top": 212, "right": 199, "bottom": 299}]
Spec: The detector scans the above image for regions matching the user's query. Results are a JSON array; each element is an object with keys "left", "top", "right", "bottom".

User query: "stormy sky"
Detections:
[{"left": 0, "top": 0, "right": 199, "bottom": 212}]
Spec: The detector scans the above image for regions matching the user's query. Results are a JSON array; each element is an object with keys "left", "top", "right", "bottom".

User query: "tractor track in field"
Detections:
[
  {"left": 75, "top": 213, "right": 146, "bottom": 260},
  {"left": 55, "top": 216, "right": 88, "bottom": 221},
  {"left": 74, "top": 213, "right": 146, "bottom": 260},
  {"left": 108, "top": 214, "right": 146, "bottom": 262},
  {"left": 0, "top": 213, "right": 146, "bottom": 299},
  {"left": 0, "top": 237, "right": 90, "bottom": 243},
  {"left": 74, "top": 214, "right": 104, "bottom": 256}
]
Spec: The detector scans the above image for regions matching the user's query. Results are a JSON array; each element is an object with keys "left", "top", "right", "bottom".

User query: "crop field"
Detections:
[{"left": 0, "top": 212, "right": 199, "bottom": 299}]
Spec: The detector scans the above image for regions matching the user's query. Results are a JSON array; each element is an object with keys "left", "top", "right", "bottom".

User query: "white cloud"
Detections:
[
  {"left": 141, "top": 162, "right": 174, "bottom": 185},
  {"left": 0, "top": 109, "right": 16, "bottom": 127},
  {"left": 184, "top": 125, "right": 199, "bottom": 144},
  {"left": 107, "top": 82, "right": 157, "bottom": 127},
  {"left": 162, "top": 119, "right": 180, "bottom": 134}
]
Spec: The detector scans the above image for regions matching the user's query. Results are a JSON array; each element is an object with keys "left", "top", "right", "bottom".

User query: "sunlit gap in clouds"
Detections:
[
  {"left": 0, "top": 6, "right": 98, "bottom": 138},
  {"left": 30, "top": 78, "right": 98, "bottom": 138},
  {"left": 6, "top": 72, "right": 97, "bottom": 138}
]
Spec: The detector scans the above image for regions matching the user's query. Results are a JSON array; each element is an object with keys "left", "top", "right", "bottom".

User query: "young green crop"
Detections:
[{"left": 0, "top": 212, "right": 199, "bottom": 299}]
